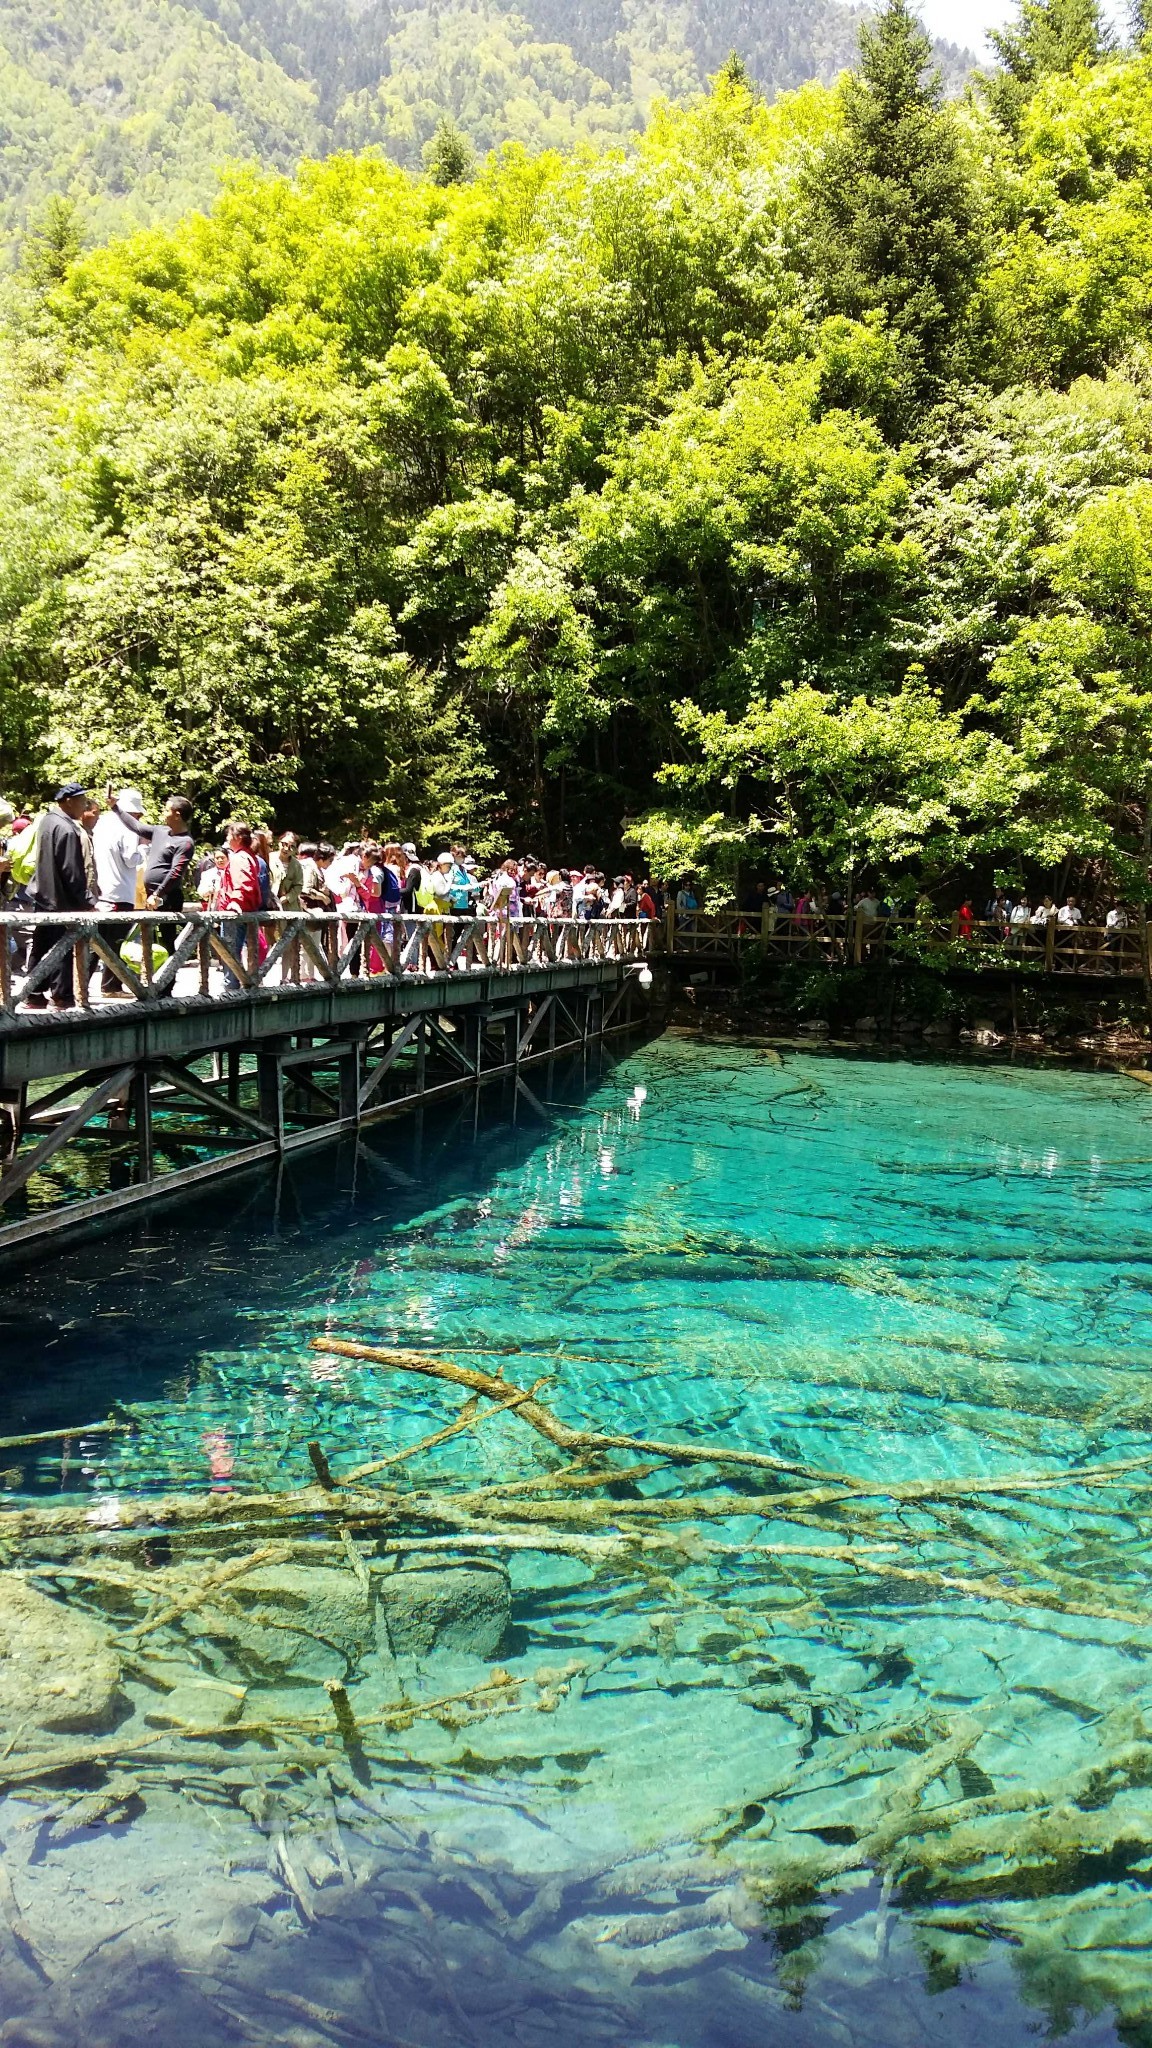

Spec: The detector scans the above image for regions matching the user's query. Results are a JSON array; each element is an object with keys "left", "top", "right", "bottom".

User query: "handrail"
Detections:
[
  {"left": 664, "top": 906, "right": 1149, "bottom": 977},
  {"left": 0, "top": 911, "right": 657, "bottom": 1021}
]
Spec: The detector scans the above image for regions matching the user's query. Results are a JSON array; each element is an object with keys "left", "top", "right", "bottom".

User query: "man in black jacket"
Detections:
[{"left": 25, "top": 781, "right": 92, "bottom": 1010}]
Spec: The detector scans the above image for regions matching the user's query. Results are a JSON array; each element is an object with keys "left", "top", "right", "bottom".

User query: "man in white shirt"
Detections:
[
  {"left": 1106, "top": 902, "right": 1129, "bottom": 955},
  {"left": 92, "top": 788, "right": 148, "bottom": 996},
  {"left": 1057, "top": 897, "right": 1083, "bottom": 928}
]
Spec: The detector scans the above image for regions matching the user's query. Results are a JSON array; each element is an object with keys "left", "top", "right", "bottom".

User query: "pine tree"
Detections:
[
  {"left": 986, "top": 0, "right": 1111, "bottom": 128},
  {"left": 423, "top": 116, "right": 477, "bottom": 186},
  {"left": 801, "top": 0, "right": 982, "bottom": 419},
  {"left": 22, "top": 196, "right": 84, "bottom": 288}
]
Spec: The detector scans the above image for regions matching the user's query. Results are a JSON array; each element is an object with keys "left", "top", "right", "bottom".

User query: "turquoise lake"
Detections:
[{"left": 2, "top": 1033, "right": 1152, "bottom": 2047}]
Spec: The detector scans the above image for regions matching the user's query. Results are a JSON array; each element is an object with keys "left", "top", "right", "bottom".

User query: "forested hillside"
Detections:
[
  {"left": 0, "top": 0, "right": 972, "bottom": 242},
  {"left": 3, "top": 0, "right": 1150, "bottom": 903}
]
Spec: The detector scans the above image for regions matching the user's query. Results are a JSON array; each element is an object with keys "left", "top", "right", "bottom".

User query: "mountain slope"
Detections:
[{"left": 0, "top": 0, "right": 975, "bottom": 242}]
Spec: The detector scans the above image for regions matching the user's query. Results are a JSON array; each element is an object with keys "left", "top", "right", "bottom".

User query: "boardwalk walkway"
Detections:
[
  {"left": 667, "top": 908, "right": 1149, "bottom": 978},
  {"left": 0, "top": 910, "right": 655, "bottom": 1256}
]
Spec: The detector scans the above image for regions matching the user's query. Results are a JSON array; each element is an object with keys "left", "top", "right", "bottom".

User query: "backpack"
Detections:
[{"left": 7, "top": 815, "right": 40, "bottom": 887}]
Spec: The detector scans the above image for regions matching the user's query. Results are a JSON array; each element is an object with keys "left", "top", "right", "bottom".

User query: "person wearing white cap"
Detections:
[{"left": 93, "top": 787, "right": 149, "bottom": 997}]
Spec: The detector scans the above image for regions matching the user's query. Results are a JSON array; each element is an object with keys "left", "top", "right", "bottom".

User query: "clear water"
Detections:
[{"left": 2, "top": 1034, "right": 1152, "bottom": 2047}]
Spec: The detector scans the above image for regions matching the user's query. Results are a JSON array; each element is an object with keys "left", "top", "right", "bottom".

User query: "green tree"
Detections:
[
  {"left": 986, "top": 0, "right": 1111, "bottom": 129},
  {"left": 21, "top": 195, "right": 84, "bottom": 288},
  {"left": 422, "top": 115, "right": 477, "bottom": 186},
  {"left": 800, "top": 0, "right": 983, "bottom": 416}
]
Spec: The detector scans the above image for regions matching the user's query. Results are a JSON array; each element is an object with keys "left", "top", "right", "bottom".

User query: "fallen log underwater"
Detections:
[{"left": 0, "top": 1325, "right": 1149, "bottom": 2029}]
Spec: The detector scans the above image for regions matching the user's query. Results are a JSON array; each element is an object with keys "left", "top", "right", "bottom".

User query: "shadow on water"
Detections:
[{"left": 3, "top": 1037, "right": 1152, "bottom": 2046}]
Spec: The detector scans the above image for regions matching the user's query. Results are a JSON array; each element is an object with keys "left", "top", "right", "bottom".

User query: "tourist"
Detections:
[
  {"left": 1058, "top": 896, "right": 1083, "bottom": 928},
  {"left": 78, "top": 796, "right": 100, "bottom": 905},
  {"left": 985, "top": 890, "right": 1012, "bottom": 936},
  {"left": 676, "top": 876, "right": 699, "bottom": 931},
  {"left": 1031, "top": 894, "right": 1057, "bottom": 928},
  {"left": 957, "top": 898, "right": 975, "bottom": 941},
  {"left": 1106, "top": 902, "right": 1129, "bottom": 956},
  {"left": 637, "top": 878, "right": 659, "bottom": 920},
  {"left": 446, "top": 847, "right": 477, "bottom": 915},
  {"left": 250, "top": 828, "right": 277, "bottom": 910},
  {"left": 143, "top": 796, "right": 196, "bottom": 913},
  {"left": 271, "top": 832, "right": 304, "bottom": 910},
  {"left": 93, "top": 787, "right": 149, "bottom": 998},
  {"left": 1008, "top": 896, "right": 1032, "bottom": 948},
  {"left": 216, "top": 821, "right": 262, "bottom": 989},
  {"left": 24, "top": 781, "right": 92, "bottom": 1011},
  {"left": 295, "top": 841, "right": 332, "bottom": 979},
  {"left": 354, "top": 844, "right": 386, "bottom": 972},
  {"left": 198, "top": 848, "right": 227, "bottom": 907},
  {"left": 399, "top": 852, "right": 425, "bottom": 916},
  {"left": 571, "top": 866, "right": 595, "bottom": 919},
  {"left": 297, "top": 843, "right": 332, "bottom": 912}
]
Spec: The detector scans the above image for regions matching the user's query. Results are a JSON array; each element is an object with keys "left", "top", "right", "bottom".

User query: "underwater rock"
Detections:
[
  {"left": 0, "top": 1573, "right": 123, "bottom": 1734},
  {"left": 189, "top": 1564, "right": 372, "bottom": 1680},
  {"left": 144, "top": 1678, "right": 246, "bottom": 1729},
  {"left": 375, "top": 1562, "right": 511, "bottom": 1658}
]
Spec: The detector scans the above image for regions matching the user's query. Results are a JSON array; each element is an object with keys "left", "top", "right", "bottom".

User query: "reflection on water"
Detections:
[{"left": 3, "top": 1037, "right": 1152, "bottom": 2046}]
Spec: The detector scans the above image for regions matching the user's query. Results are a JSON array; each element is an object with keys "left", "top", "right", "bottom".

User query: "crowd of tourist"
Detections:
[
  {"left": 0, "top": 784, "right": 671, "bottom": 1011},
  {"left": 0, "top": 781, "right": 1137, "bottom": 1011},
  {"left": 736, "top": 879, "right": 1136, "bottom": 948}
]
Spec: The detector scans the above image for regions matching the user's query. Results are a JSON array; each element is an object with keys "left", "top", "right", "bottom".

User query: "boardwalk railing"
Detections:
[
  {"left": 0, "top": 910, "right": 656, "bottom": 1020},
  {"left": 667, "top": 907, "right": 1149, "bottom": 978}
]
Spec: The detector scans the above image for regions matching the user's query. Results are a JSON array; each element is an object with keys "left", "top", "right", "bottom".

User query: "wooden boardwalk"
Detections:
[
  {"left": 667, "top": 908, "right": 1149, "bottom": 978},
  {"left": 0, "top": 910, "right": 656, "bottom": 1257}
]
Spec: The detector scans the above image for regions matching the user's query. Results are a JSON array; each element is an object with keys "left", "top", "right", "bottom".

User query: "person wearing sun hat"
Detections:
[
  {"left": 92, "top": 786, "right": 149, "bottom": 997},
  {"left": 22, "top": 781, "right": 91, "bottom": 1010}
]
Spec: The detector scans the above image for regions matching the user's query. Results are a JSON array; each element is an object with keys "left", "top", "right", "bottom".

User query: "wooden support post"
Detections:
[
  {"left": 256, "top": 1053, "right": 284, "bottom": 1150},
  {"left": 226, "top": 1049, "right": 241, "bottom": 1106},
  {"left": 339, "top": 1040, "right": 364, "bottom": 1123},
  {"left": 465, "top": 1012, "right": 483, "bottom": 1076},
  {"left": 132, "top": 1067, "right": 154, "bottom": 1183},
  {"left": 415, "top": 1018, "right": 427, "bottom": 1093},
  {"left": 854, "top": 909, "right": 866, "bottom": 965},
  {"left": 1046, "top": 916, "right": 1057, "bottom": 972},
  {"left": 761, "top": 905, "right": 772, "bottom": 953},
  {"left": 665, "top": 902, "right": 676, "bottom": 954},
  {"left": 504, "top": 1012, "right": 520, "bottom": 1068},
  {"left": 0, "top": 1087, "right": 25, "bottom": 1163}
]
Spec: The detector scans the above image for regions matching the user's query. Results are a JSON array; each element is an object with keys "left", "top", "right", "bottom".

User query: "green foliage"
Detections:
[
  {"left": 0, "top": 0, "right": 973, "bottom": 247},
  {"left": 986, "top": 0, "right": 1112, "bottom": 130},
  {"left": 422, "top": 116, "right": 476, "bottom": 187},
  {"left": 6, "top": 19, "right": 1152, "bottom": 895},
  {"left": 799, "top": 0, "right": 985, "bottom": 412}
]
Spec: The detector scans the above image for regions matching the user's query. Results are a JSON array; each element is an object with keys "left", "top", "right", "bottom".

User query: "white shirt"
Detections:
[
  {"left": 324, "top": 854, "right": 358, "bottom": 899},
  {"left": 1031, "top": 904, "right": 1055, "bottom": 925},
  {"left": 1010, "top": 904, "right": 1031, "bottom": 926},
  {"left": 1058, "top": 905, "right": 1082, "bottom": 927},
  {"left": 93, "top": 809, "right": 146, "bottom": 907},
  {"left": 1107, "top": 907, "right": 1128, "bottom": 929}
]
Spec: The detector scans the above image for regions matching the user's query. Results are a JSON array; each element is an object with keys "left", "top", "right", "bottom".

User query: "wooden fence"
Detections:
[
  {"left": 666, "top": 907, "right": 1148, "bottom": 978},
  {"left": 0, "top": 910, "right": 656, "bottom": 1021}
]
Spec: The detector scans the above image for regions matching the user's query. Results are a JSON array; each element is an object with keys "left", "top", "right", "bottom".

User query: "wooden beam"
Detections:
[
  {"left": 155, "top": 1060, "right": 276, "bottom": 1141},
  {"left": 0, "top": 1064, "right": 136, "bottom": 1209},
  {"left": 358, "top": 1013, "right": 422, "bottom": 1111}
]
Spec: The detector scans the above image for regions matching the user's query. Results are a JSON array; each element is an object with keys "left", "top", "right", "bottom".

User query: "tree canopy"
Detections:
[{"left": 4, "top": 0, "right": 1152, "bottom": 902}]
